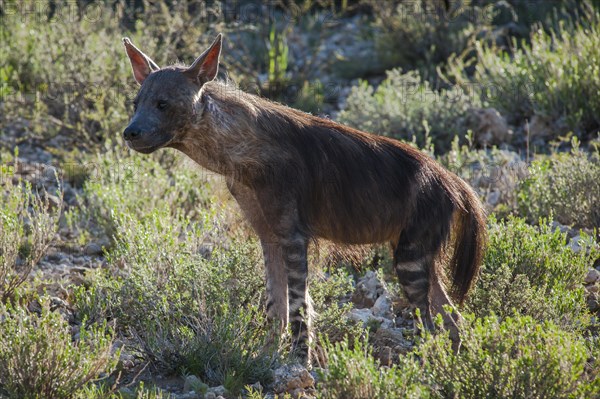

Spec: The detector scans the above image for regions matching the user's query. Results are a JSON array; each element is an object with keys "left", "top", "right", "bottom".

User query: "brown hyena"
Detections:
[{"left": 122, "top": 34, "right": 486, "bottom": 363}]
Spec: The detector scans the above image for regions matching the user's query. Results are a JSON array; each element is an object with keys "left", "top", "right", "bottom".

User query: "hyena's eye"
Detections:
[{"left": 157, "top": 100, "right": 168, "bottom": 110}]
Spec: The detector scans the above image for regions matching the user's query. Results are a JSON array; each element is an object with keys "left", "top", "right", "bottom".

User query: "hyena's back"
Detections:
[{"left": 257, "top": 112, "right": 457, "bottom": 246}]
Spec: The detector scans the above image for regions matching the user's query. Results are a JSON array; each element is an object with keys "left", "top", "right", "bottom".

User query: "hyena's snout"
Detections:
[
  {"left": 123, "top": 124, "right": 142, "bottom": 141},
  {"left": 122, "top": 115, "right": 173, "bottom": 154},
  {"left": 123, "top": 114, "right": 152, "bottom": 141}
]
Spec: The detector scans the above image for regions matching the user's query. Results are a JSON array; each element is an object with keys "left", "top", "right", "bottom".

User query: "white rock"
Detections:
[
  {"left": 348, "top": 308, "right": 373, "bottom": 325},
  {"left": 207, "top": 386, "right": 226, "bottom": 397},
  {"left": 273, "top": 364, "right": 315, "bottom": 395},
  {"left": 585, "top": 268, "right": 600, "bottom": 284},
  {"left": 352, "top": 271, "right": 384, "bottom": 308},
  {"left": 348, "top": 308, "right": 394, "bottom": 329},
  {"left": 486, "top": 189, "right": 501, "bottom": 206},
  {"left": 568, "top": 236, "right": 583, "bottom": 253},
  {"left": 468, "top": 108, "right": 512, "bottom": 146},
  {"left": 184, "top": 375, "right": 207, "bottom": 393},
  {"left": 371, "top": 292, "right": 393, "bottom": 319}
]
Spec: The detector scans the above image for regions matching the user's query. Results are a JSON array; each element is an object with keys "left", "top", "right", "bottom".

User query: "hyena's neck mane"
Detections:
[
  {"left": 174, "top": 81, "right": 266, "bottom": 176},
  {"left": 201, "top": 80, "right": 316, "bottom": 133},
  {"left": 200, "top": 80, "right": 395, "bottom": 149},
  {"left": 179, "top": 80, "right": 326, "bottom": 178},
  {"left": 179, "top": 80, "right": 431, "bottom": 190}
]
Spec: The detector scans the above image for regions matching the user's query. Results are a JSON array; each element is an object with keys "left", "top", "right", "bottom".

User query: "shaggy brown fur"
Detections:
[{"left": 123, "top": 34, "right": 487, "bottom": 363}]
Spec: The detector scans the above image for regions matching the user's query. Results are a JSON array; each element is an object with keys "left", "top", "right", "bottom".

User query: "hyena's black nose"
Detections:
[{"left": 123, "top": 126, "right": 142, "bottom": 140}]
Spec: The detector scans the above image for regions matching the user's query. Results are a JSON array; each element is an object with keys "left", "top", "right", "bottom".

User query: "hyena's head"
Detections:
[{"left": 122, "top": 34, "right": 222, "bottom": 153}]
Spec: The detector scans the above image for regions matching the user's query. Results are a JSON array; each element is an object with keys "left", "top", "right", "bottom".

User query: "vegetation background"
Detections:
[{"left": 1, "top": 0, "right": 599, "bottom": 398}]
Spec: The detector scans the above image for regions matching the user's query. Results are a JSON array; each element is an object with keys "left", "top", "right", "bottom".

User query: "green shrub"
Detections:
[
  {"left": 488, "top": 0, "right": 594, "bottom": 39},
  {"left": 366, "top": 0, "right": 492, "bottom": 81},
  {"left": 1, "top": 0, "right": 132, "bottom": 145},
  {"left": 447, "top": 7, "right": 600, "bottom": 134},
  {"left": 338, "top": 68, "right": 477, "bottom": 150},
  {"left": 0, "top": 159, "right": 61, "bottom": 300},
  {"left": 66, "top": 144, "right": 211, "bottom": 241},
  {"left": 311, "top": 268, "right": 362, "bottom": 344},
  {"left": 0, "top": 0, "right": 335, "bottom": 150},
  {"left": 318, "top": 336, "right": 428, "bottom": 399},
  {"left": 466, "top": 216, "right": 597, "bottom": 329},
  {"left": 318, "top": 314, "right": 599, "bottom": 399},
  {"left": 75, "top": 381, "right": 172, "bottom": 399},
  {"left": 65, "top": 137, "right": 276, "bottom": 391},
  {"left": 345, "top": 1, "right": 591, "bottom": 82},
  {"left": 79, "top": 207, "right": 205, "bottom": 329},
  {"left": 420, "top": 314, "right": 598, "bottom": 399},
  {"left": 178, "top": 304, "right": 277, "bottom": 395},
  {"left": 73, "top": 205, "right": 276, "bottom": 393},
  {"left": 518, "top": 142, "right": 600, "bottom": 228},
  {"left": 0, "top": 299, "right": 118, "bottom": 399}
]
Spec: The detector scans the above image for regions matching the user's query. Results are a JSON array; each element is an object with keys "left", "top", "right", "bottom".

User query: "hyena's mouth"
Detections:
[
  {"left": 125, "top": 140, "right": 159, "bottom": 153},
  {"left": 126, "top": 133, "right": 172, "bottom": 153}
]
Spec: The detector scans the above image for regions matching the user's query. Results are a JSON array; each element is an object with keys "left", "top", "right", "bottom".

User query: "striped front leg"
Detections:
[
  {"left": 280, "top": 233, "right": 312, "bottom": 364},
  {"left": 262, "top": 242, "right": 289, "bottom": 336}
]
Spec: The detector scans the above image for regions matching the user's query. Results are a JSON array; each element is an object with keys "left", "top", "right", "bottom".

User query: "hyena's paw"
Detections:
[{"left": 290, "top": 341, "right": 311, "bottom": 366}]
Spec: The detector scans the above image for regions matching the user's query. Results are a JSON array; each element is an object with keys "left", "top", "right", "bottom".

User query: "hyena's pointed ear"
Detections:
[
  {"left": 184, "top": 34, "right": 222, "bottom": 85},
  {"left": 122, "top": 37, "right": 159, "bottom": 85}
]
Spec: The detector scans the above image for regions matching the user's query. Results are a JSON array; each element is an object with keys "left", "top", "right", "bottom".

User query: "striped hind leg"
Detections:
[
  {"left": 430, "top": 271, "right": 463, "bottom": 347},
  {"left": 394, "top": 240, "right": 462, "bottom": 347},
  {"left": 394, "top": 241, "right": 435, "bottom": 331}
]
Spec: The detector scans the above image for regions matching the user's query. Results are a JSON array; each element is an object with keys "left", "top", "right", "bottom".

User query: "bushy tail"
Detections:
[{"left": 446, "top": 177, "right": 487, "bottom": 304}]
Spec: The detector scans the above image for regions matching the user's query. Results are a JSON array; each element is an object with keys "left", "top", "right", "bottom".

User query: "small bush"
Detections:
[
  {"left": 466, "top": 216, "right": 597, "bottom": 329},
  {"left": 74, "top": 205, "right": 276, "bottom": 393},
  {"left": 367, "top": 0, "right": 492, "bottom": 81},
  {"left": 447, "top": 7, "right": 600, "bottom": 135},
  {"left": 66, "top": 144, "right": 211, "bottom": 241},
  {"left": 338, "top": 68, "right": 477, "bottom": 150},
  {"left": 311, "top": 268, "right": 362, "bottom": 344},
  {"left": 420, "top": 314, "right": 598, "bottom": 399},
  {"left": 352, "top": 0, "right": 591, "bottom": 82},
  {"left": 66, "top": 139, "right": 276, "bottom": 392},
  {"left": 75, "top": 381, "right": 172, "bottom": 399},
  {"left": 1, "top": 0, "right": 132, "bottom": 145},
  {"left": 179, "top": 305, "right": 277, "bottom": 395},
  {"left": 318, "top": 314, "right": 599, "bottom": 399},
  {"left": 0, "top": 299, "right": 118, "bottom": 399},
  {"left": 518, "top": 142, "right": 600, "bottom": 228},
  {"left": 318, "top": 336, "right": 428, "bottom": 399},
  {"left": 0, "top": 161, "right": 61, "bottom": 300}
]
